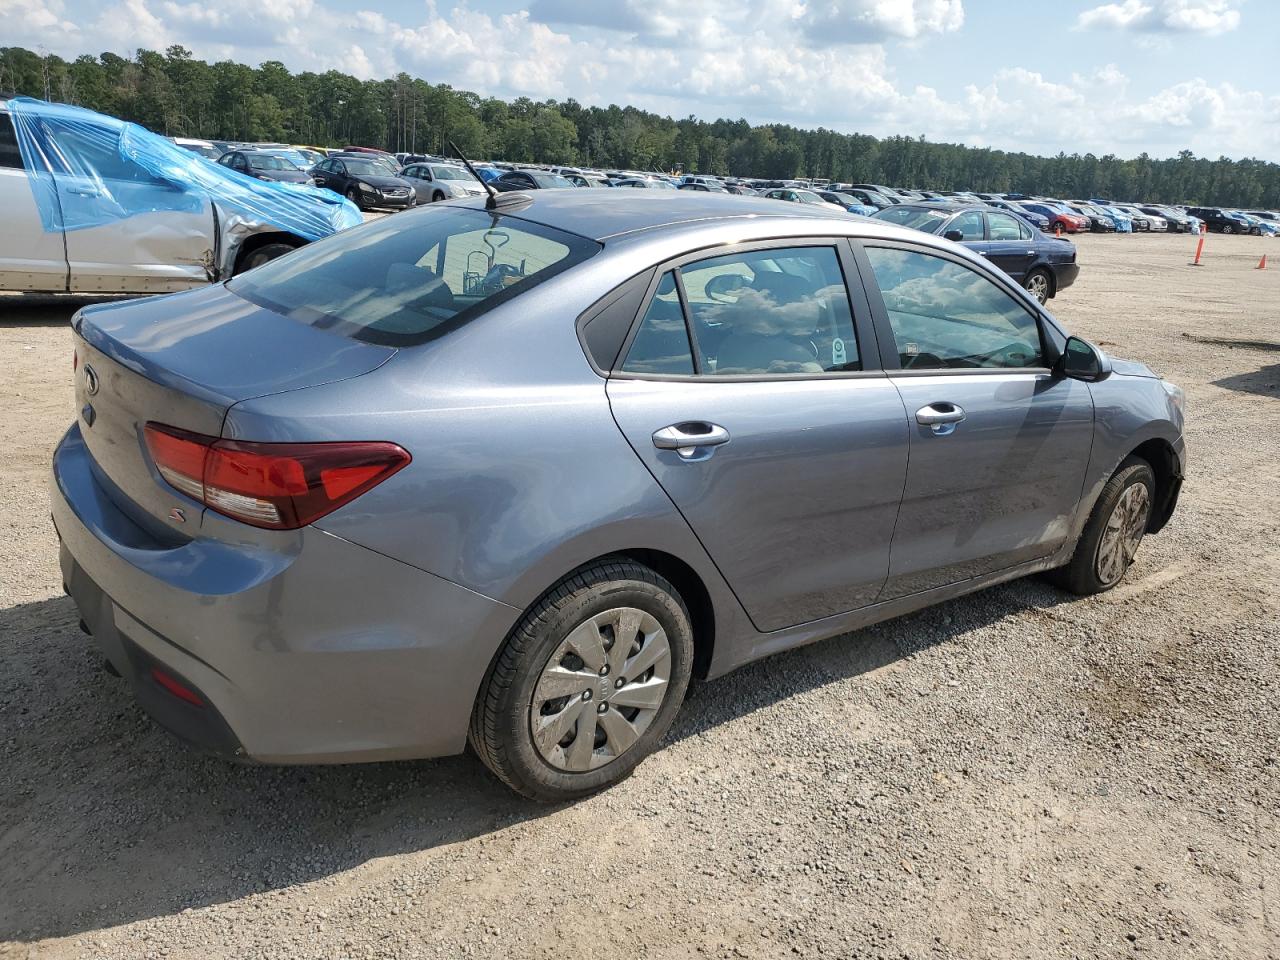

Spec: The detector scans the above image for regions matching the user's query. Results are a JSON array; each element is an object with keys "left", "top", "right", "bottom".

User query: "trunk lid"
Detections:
[{"left": 73, "top": 283, "right": 394, "bottom": 532}]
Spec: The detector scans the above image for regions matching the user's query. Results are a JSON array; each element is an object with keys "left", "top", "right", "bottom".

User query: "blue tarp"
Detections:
[{"left": 8, "top": 97, "right": 361, "bottom": 241}]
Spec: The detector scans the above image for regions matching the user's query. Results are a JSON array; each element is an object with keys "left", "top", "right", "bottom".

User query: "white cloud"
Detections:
[
  {"left": 1077, "top": 0, "right": 1242, "bottom": 35},
  {"left": 9, "top": 0, "right": 1280, "bottom": 161}
]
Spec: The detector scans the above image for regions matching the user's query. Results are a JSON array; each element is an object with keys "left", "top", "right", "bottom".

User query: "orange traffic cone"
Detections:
[
  {"left": 1190, "top": 234, "right": 1205, "bottom": 266},
  {"left": 1055, "top": 223, "right": 1062, "bottom": 238},
  {"left": 1258, "top": 253, "right": 1267, "bottom": 270}
]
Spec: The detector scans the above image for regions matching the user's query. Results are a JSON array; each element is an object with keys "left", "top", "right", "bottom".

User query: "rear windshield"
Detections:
[{"left": 228, "top": 206, "right": 600, "bottom": 346}]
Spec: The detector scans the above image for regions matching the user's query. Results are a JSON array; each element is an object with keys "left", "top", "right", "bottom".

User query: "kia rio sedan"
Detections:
[{"left": 52, "top": 191, "right": 1186, "bottom": 800}]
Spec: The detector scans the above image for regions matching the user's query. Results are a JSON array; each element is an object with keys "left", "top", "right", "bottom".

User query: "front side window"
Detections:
[
  {"left": 621, "top": 272, "right": 694, "bottom": 375},
  {"left": 864, "top": 247, "right": 1044, "bottom": 370},
  {"left": 681, "top": 246, "right": 860, "bottom": 375},
  {"left": 229, "top": 206, "right": 600, "bottom": 346},
  {"left": 948, "top": 211, "right": 984, "bottom": 240}
]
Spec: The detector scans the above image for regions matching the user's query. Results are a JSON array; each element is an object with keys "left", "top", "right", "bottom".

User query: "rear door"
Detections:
[
  {"left": 983, "top": 211, "right": 1038, "bottom": 283},
  {"left": 0, "top": 110, "right": 69, "bottom": 291},
  {"left": 856, "top": 240, "right": 1094, "bottom": 598},
  {"left": 606, "top": 240, "right": 910, "bottom": 633},
  {"left": 42, "top": 118, "right": 214, "bottom": 293}
]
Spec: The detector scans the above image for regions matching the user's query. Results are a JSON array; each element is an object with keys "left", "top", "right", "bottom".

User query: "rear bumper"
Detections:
[
  {"left": 1053, "top": 261, "right": 1081, "bottom": 293},
  {"left": 52, "top": 423, "right": 520, "bottom": 764}
]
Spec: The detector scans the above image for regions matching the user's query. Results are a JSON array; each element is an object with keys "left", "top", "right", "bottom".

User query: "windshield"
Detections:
[
  {"left": 795, "top": 191, "right": 827, "bottom": 204},
  {"left": 228, "top": 206, "right": 600, "bottom": 347},
  {"left": 248, "top": 154, "right": 302, "bottom": 171},
  {"left": 343, "top": 159, "right": 390, "bottom": 176},
  {"left": 871, "top": 207, "right": 951, "bottom": 232},
  {"left": 178, "top": 143, "right": 220, "bottom": 159},
  {"left": 529, "top": 173, "right": 574, "bottom": 188},
  {"left": 431, "top": 165, "right": 474, "bottom": 181}
]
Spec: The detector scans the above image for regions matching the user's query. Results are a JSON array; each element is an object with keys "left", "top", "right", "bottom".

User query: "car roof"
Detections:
[{"left": 451, "top": 189, "right": 869, "bottom": 242}]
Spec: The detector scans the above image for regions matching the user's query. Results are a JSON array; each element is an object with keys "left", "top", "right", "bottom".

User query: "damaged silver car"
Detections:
[{"left": 0, "top": 97, "right": 362, "bottom": 295}]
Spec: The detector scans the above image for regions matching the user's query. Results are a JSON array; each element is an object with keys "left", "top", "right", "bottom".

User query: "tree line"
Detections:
[{"left": 3, "top": 44, "right": 1279, "bottom": 208}]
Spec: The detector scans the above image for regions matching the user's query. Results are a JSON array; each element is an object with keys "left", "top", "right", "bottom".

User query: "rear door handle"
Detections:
[
  {"left": 653, "top": 422, "right": 730, "bottom": 458},
  {"left": 915, "top": 403, "right": 966, "bottom": 435}
]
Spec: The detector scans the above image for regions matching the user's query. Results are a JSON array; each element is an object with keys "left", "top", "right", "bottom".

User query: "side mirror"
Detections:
[
  {"left": 943, "top": 229, "right": 964, "bottom": 243},
  {"left": 1058, "top": 335, "right": 1112, "bottom": 382},
  {"left": 704, "top": 273, "right": 748, "bottom": 303}
]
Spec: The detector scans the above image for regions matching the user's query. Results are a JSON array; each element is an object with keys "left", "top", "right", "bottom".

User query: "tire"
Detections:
[
  {"left": 432, "top": 190, "right": 445, "bottom": 203},
  {"left": 1023, "top": 267, "right": 1053, "bottom": 304},
  {"left": 233, "top": 242, "right": 295, "bottom": 276},
  {"left": 1049, "top": 456, "right": 1155, "bottom": 596},
  {"left": 469, "top": 559, "right": 694, "bottom": 801},
  {"left": 1222, "top": 223, "right": 1235, "bottom": 235},
  {"left": 344, "top": 187, "right": 365, "bottom": 211}
]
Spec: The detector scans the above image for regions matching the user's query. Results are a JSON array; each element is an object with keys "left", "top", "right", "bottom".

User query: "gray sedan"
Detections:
[{"left": 53, "top": 192, "right": 1186, "bottom": 800}]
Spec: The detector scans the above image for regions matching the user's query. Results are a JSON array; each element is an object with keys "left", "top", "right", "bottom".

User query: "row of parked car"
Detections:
[{"left": 173, "top": 136, "right": 1280, "bottom": 239}]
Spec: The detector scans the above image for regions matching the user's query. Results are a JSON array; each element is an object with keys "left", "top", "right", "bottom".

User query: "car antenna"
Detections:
[{"left": 449, "top": 140, "right": 500, "bottom": 209}]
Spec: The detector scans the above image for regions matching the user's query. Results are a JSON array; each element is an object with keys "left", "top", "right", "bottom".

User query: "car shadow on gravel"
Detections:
[
  {"left": 1213, "top": 362, "right": 1280, "bottom": 398},
  {"left": 0, "top": 577, "right": 1071, "bottom": 943},
  {"left": 0, "top": 295, "right": 135, "bottom": 327}
]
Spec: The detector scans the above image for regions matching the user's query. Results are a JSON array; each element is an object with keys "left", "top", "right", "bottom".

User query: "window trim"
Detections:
[
  {"left": 608, "top": 236, "right": 888, "bottom": 383},
  {"left": 851, "top": 237, "right": 1057, "bottom": 376}
]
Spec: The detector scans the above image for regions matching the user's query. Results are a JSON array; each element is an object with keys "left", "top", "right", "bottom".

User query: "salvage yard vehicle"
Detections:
[
  {"left": 870, "top": 202, "right": 1079, "bottom": 303},
  {"left": 53, "top": 191, "right": 1185, "bottom": 801},
  {"left": 0, "top": 98, "right": 361, "bottom": 293},
  {"left": 311, "top": 155, "right": 416, "bottom": 210},
  {"left": 399, "top": 161, "right": 487, "bottom": 203},
  {"left": 216, "top": 149, "right": 314, "bottom": 185}
]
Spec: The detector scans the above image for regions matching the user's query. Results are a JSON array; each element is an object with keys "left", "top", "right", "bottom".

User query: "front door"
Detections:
[
  {"left": 858, "top": 241, "right": 1095, "bottom": 598},
  {"left": 38, "top": 116, "right": 214, "bottom": 293},
  {"left": 606, "top": 242, "right": 910, "bottom": 633}
]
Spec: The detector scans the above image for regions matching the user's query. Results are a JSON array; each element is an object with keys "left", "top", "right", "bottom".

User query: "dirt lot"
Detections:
[{"left": 2, "top": 232, "right": 1278, "bottom": 960}]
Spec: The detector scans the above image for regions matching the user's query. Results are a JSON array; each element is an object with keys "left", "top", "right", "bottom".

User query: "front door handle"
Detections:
[
  {"left": 915, "top": 403, "right": 966, "bottom": 435},
  {"left": 65, "top": 185, "right": 101, "bottom": 197},
  {"left": 652, "top": 422, "right": 730, "bottom": 459}
]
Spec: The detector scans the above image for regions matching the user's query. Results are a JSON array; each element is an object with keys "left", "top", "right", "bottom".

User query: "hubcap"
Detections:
[
  {"left": 1095, "top": 483, "right": 1151, "bottom": 586},
  {"left": 529, "top": 607, "right": 671, "bottom": 772},
  {"left": 1028, "top": 274, "right": 1049, "bottom": 303}
]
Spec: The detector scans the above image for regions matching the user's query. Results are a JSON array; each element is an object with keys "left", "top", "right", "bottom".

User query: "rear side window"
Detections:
[
  {"left": 621, "top": 273, "right": 694, "bottom": 375},
  {"left": 229, "top": 206, "right": 600, "bottom": 346},
  {"left": 988, "top": 212, "right": 1026, "bottom": 240}
]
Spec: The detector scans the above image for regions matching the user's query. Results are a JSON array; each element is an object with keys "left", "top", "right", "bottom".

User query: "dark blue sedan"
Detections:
[{"left": 870, "top": 203, "right": 1080, "bottom": 304}]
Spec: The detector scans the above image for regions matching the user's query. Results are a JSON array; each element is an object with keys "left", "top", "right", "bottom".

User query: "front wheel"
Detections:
[
  {"left": 344, "top": 187, "right": 365, "bottom": 211},
  {"left": 432, "top": 190, "right": 446, "bottom": 203},
  {"left": 1023, "top": 268, "right": 1053, "bottom": 304},
  {"left": 469, "top": 559, "right": 694, "bottom": 801},
  {"left": 1049, "top": 457, "right": 1155, "bottom": 595},
  {"left": 233, "top": 242, "right": 296, "bottom": 275}
]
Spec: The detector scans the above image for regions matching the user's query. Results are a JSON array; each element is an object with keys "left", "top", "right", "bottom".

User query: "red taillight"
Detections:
[
  {"left": 143, "top": 423, "right": 410, "bottom": 530},
  {"left": 150, "top": 666, "right": 205, "bottom": 706}
]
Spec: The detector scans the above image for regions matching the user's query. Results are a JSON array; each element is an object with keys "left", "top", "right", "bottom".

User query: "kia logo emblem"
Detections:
[{"left": 83, "top": 364, "right": 100, "bottom": 396}]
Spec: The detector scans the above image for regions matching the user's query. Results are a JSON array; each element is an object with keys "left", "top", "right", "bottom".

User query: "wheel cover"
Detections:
[
  {"left": 1095, "top": 483, "right": 1151, "bottom": 586},
  {"left": 1027, "top": 273, "right": 1049, "bottom": 302},
  {"left": 529, "top": 607, "right": 671, "bottom": 772}
]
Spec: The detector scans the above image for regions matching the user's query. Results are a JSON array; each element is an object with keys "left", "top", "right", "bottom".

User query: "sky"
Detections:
[{"left": 5, "top": 0, "right": 1280, "bottom": 161}]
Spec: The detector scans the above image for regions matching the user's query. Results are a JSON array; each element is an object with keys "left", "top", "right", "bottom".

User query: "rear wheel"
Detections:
[
  {"left": 1049, "top": 457, "right": 1155, "bottom": 595},
  {"left": 469, "top": 559, "right": 694, "bottom": 801},
  {"left": 1222, "top": 223, "right": 1235, "bottom": 235},
  {"left": 1023, "top": 268, "right": 1053, "bottom": 304}
]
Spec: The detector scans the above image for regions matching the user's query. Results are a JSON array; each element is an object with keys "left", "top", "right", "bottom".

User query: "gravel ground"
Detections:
[{"left": 2, "top": 231, "right": 1278, "bottom": 960}]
